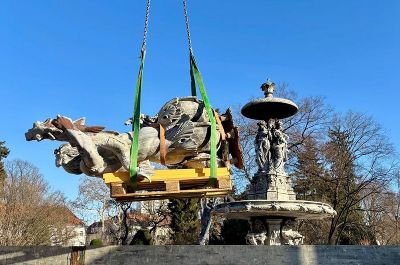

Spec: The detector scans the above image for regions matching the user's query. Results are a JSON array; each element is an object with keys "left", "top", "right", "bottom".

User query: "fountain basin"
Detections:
[
  {"left": 241, "top": 97, "right": 298, "bottom": 120},
  {"left": 214, "top": 200, "right": 336, "bottom": 220}
]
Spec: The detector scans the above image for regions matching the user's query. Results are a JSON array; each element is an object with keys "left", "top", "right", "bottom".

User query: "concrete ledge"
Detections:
[
  {"left": 0, "top": 246, "right": 71, "bottom": 265},
  {"left": 0, "top": 245, "right": 399, "bottom": 265}
]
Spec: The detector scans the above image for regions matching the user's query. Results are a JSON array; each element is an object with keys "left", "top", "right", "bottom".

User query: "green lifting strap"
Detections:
[
  {"left": 129, "top": 0, "right": 218, "bottom": 186},
  {"left": 189, "top": 52, "right": 218, "bottom": 180},
  {"left": 129, "top": 49, "right": 146, "bottom": 183},
  {"left": 190, "top": 58, "right": 197, "bottom": 97}
]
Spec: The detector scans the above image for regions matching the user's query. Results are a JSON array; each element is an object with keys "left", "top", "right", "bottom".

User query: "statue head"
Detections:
[
  {"left": 275, "top": 120, "right": 283, "bottom": 130},
  {"left": 257, "top": 120, "right": 266, "bottom": 127},
  {"left": 257, "top": 121, "right": 268, "bottom": 132},
  {"left": 267, "top": 118, "right": 276, "bottom": 129}
]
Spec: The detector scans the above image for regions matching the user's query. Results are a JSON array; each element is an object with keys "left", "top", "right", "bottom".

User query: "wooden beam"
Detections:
[
  {"left": 112, "top": 188, "right": 232, "bottom": 202},
  {"left": 110, "top": 184, "right": 127, "bottom": 197}
]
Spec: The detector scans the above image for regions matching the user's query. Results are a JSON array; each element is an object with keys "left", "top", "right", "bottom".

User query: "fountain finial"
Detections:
[{"left": 261, "top": 79, "right": 275, "bottom": 98}]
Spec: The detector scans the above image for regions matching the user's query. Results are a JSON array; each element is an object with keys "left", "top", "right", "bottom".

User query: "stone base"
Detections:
[{"left": 248, "top": 172, "right": 295, "bottom": 200}]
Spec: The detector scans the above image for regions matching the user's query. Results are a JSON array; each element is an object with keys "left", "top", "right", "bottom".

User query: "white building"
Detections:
[{"left": 51, "top": 208, "right": 86, "bottom": 246}]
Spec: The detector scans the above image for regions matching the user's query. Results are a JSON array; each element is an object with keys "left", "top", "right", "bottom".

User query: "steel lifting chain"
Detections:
[
  {"left": 182, "top": 0, "right": 193, "bottom": 54},
  {"left": 182, "top": 0, "right": 218, "bottom": 179},
  {"left": 141, "top": 0, "right": 151, "bottom": 52}
]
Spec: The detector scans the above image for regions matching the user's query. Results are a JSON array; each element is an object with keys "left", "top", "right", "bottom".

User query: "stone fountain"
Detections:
[{"left": 214, "top": 80, "right": 336, "bottom": 245}]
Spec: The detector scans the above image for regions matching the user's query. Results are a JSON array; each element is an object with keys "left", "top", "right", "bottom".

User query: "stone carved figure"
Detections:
[
  {"left": 254, "top": 118, "right": 289, "bottom": 174},
  {"left": 270, "top": 120, "right": 288, "bottom": 174},
  {"left": 246, "top": 232, "right": 267, "bottom": 245},
  {"left": 247, "top": 229, "right": 303, "bottom": 245},
  {"left": 25, "top": 97, "right": 240, "bottom": 180},
  {"left": 255, "top": 121, "right": 270, "bottom": 173},
  {"left": 281, "top": 229, "right": 304, "bottom": 245}
]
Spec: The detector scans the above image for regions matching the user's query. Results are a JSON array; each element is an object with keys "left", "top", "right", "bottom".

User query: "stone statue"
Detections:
[
  {"left": 255, "top": 121, "right": 270, "bottom": 173},
  {"left": 255, "top": 118, "right": 289, "bottom": 174},
  {"left": 25, "top": 97, "right": 241, "bottom": 180},
  {"left": 270, "top": 120, "right": 288, "bottom": 174},
  {"left": 246, "top": 229, "right": 304, "bottom": 245}
]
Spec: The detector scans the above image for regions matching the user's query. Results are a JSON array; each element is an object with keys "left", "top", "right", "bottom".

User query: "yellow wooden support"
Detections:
[
  {"left": 102, "top": 167, "right": 232, "bottom": 201},
  {"left": 103, "top": 167, "right": 230, "bottom": 185}
]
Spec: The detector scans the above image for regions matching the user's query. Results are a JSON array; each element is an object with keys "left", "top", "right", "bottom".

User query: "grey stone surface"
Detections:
[
  {"left": 0, "top": 246, "right": 399, "bottom": 265},
  {"left": 0, "top": 246, "right": 71, "bottom": 265}
]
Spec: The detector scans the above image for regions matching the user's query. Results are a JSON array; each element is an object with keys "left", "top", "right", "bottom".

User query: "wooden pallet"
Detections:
[{"left": 103, "top": 167, "right": 232, "bottom": 201}]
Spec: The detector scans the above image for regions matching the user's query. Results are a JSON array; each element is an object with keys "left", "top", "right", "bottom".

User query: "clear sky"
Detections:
[{"left": 1, "top": 1, "right": 399, "bottom": 200}]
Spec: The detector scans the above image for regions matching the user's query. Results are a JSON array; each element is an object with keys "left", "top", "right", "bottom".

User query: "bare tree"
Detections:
[
  {"left": 105, "top": 201, "right": 134, "bottom": 245},
  {"left": 361, "top": 186, "right": 400, "bottom": 245},
  {"left": 322, "top": 112, "right": 397, "bottom": 244},
  {"left": 0, "top": 160, "right": 73, "bottom": 245},
  {"left": 72, "top": 177, "right": 142, "bottom": 245},
  {"left": 139, "top": 200, "right": 170, "bottom": 235},
  {"left": 294, "top": 112, "right": 398, "bottom": 244},
  {"left": 71, "top": 177, "right": 110, "bottom": 240},
  {"left": 231, "top": 105, "right": 257, "bottom": 190}
]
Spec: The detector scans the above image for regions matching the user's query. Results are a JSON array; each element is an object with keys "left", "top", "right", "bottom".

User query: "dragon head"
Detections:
[
  {"left": 25, "top": 115, "right": 89, "bottom": 142},
  {"left": 25, "top": 118, "right": 64, "bottom": 141},
  {"left": 54, "top": 143, "right": 82, "bottom": 174}
]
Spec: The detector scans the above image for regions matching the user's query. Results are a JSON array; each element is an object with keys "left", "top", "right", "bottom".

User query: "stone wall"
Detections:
[{"left": 0, "top": 245, "right": 399, "bottom": 265}]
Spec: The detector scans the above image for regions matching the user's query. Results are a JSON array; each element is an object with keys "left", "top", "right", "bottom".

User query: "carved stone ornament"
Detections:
[
  {"left": 25, "top": 97, "right": 243, "bottom": 180},
  {"left": 255, "top": 119, "right": 288, "bottom": 174}
]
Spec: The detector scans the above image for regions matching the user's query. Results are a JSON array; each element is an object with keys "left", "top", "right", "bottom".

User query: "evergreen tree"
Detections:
[
  {"left": 293, "top": 137, "right": 327, "bottom": 201},
  {"left": 324, "top": 128, "right": 365, "bottom": 244},
  {"left": 0, "top": 141, "right": 10, "bottom": 190},
  {"left": 168, "top": 198, "right": 200, "bottom": 244},
  {"left": 130, "top": 229, "right": 153, "bottom": 245}
]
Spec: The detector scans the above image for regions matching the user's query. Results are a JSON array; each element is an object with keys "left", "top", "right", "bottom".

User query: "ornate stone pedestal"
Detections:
[{"left": 248, "top": 172, "right": 295, "bottom": 201}]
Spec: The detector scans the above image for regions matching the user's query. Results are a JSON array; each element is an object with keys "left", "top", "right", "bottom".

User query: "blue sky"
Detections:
[{"left": 1, "top": 1, "right": 399, "bottom": 200}]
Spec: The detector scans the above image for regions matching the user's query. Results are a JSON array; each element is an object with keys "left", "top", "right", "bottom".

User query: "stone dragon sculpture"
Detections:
[{"left": 25, "top": 97, "right": 243, "bottom": 180}]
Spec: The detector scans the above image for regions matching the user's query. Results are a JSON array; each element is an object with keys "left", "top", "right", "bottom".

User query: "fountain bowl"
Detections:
[{"left": 214, "top": 200, "right": 336, "bottom": 220}]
